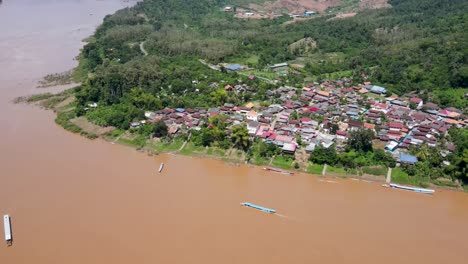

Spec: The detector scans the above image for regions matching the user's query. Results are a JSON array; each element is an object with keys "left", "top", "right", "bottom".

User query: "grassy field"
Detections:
[
  {"left": 251, "top": 155, "right": 270, "bottom": 166},
  {"left": 295, "top": 52, "right": 346, "bottom": 65},
  {"left": 241, "top": 69, "right": 278, "bottom": 80},
  {"left": 307, "top": 163, "right": 323, "bottom": 174},
  {"left": 327, "top": 165, "right": 346, "bottom": 174},
  {"left": 150, "top": 139, "right": 185, "bottom": 153},
  {"left": 271, "top": 155, "right": 294, "bottom": 170},
  {"left": 362, "top": 166, "right": 387, "bottom": 176},
  {"left": 391, "top": 167, "right": 430, "bottom": 187}
]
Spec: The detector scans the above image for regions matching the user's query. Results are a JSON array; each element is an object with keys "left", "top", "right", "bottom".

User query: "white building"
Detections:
[{"left": 246, "top": 110, "right": 258, "bottom": 122}]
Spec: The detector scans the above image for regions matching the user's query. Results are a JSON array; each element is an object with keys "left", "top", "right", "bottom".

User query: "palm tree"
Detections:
[{"left": 414, "top": 143, "right": 430, "bottom": 160}]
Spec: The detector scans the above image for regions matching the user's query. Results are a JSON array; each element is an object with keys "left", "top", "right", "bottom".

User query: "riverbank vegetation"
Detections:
[{"left": 37, "top": 70, "right": 74, "bottom": 88}]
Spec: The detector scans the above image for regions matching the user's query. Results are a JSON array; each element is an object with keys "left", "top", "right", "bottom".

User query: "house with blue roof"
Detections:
[
  {"left": 370, "top": 85, "right": 387, "bottom": 94},
  {"left": 225, "top": 64, "right": 243, "bottom": 71},
  {"left": 399, "top": 153, "right": 418, "bottom": 164}
]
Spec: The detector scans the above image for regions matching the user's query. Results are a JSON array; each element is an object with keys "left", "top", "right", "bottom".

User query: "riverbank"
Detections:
[{"left": 15, "top": 90, "right": 465, "bottom": 192}]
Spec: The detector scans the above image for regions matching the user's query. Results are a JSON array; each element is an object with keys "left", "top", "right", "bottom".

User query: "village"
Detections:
[{"left": 131, "top": 76, "right": 467, "bottom": 167}]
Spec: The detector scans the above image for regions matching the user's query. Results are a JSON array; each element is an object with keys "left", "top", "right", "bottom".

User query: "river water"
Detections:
[{"left": 1, "top": 1, "right": 468, "bottom": 263}]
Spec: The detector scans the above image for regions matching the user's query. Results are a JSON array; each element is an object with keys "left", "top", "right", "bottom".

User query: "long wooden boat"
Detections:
[
  {"left": 263, "top": 167, "right": 293, "bottom": 175},
  {"left": 4, "top": 215, "right": 12, "bottom": 246},
  {"left": 241, "top": 202, "right": 276, "bottom": 213},
  {"left": 389, "top": 183, "right": 435, "bottom": 194},
  {"left": 158, "top": 163, "right": 164, "bottom": 173}
]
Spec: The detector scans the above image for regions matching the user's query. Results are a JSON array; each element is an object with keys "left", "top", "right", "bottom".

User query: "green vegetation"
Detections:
[
  {"left": 153, "top": 120, "right": 168, "bottom": 137},
  {"left": 38, "top": 70, "right": 73, "bottom": 88},
  {"left": 307, "top": 164, "right": 324, "bottom": 175},
  {"left": 391, "top": 168, "right": 429, "bottom": 187},
  {"left": 55, "top": 110, "right": 98, "bottom": 139},
  {"left": 347, "top": 128, "right": 374, "bottom": 152},
  {"left": 362, "top": 166, "right": 387, "bottom": 176},
  {"left": 14, "top": 93, "right": 55, "bottom": 104},
  {"left": 271, "top": 155, "right": 294, "bottom": 170},
  {"left": 327, "top": 165, "right": 346, "bottom": 175}
]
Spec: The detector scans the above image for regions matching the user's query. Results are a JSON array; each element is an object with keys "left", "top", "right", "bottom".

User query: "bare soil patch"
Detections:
[
  {"left": 248, "top": 0, "right": 389, "bottom": 15},
  {"left": 328, "top": 12, "right": 357, "bottom": 20},
  {"left": 70, "top": 116, "right": 115, "bottom": 136},
  {"left": 54, "top": 96, "right": 75, "bottom": 109},
  {"left": 359, "top": 0, "right": 391, "bottom": 9},
  {"left": 250, "top": 0, "right": 341, "bottom": 14}
]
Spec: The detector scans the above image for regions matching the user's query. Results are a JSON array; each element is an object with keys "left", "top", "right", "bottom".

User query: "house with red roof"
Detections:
[
  {"left": 410, "top": 97, "right": 423, "bottom": 109},
  {"left": 372, "top": 103, "right": 389, "bottom": 113}
]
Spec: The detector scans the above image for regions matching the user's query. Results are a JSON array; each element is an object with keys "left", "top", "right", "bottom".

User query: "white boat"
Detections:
[
  {"left": 158, "top": 162, "right": 164, "bottom": 173},
  {"left": 389, "top": 183, "right": 435, "bottom": 194},
  {"left": 4, "top": 214, "right": 12, "bottom": 246},
  {"left": 241, "top": 202, "right": 276, "bottom": 214}
]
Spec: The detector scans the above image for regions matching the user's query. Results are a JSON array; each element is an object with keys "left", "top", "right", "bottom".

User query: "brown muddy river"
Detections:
[{"left": 1, "top": 1, "right": 468, "bottom": 263}]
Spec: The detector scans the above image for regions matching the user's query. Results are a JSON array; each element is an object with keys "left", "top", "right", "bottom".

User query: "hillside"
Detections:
[{"left": 74, "top": 0, "right": 467, "bottom": 109}]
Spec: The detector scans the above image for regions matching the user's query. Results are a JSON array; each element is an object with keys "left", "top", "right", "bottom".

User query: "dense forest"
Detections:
[{"left": 76, "top": 0, "right": 467, "bottom": 110}]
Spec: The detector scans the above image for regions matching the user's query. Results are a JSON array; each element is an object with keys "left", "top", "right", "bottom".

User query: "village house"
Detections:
[
  {"left": 246, "top": 110, "right": 258, "bottom": 121},
  {"left": 366, "top": 85, "right": 387, "bottom": 94},
  {"left": 410, "top": 97, "right": 423, "bottom": 109},
  {"left": 247, "top": 121, "right": 259, "bottom": 135},
  {"left": 282, "top": 142, "right": 297, "bottom": 154}
]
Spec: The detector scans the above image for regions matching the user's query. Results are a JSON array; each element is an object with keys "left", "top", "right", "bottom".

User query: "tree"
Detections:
[
  {"left": 126, "top": 88, "right": 162, "bottom": 110},
  {"left": 201, "top": 129, "right": 214, "bottom": 146},
  {"left": 329, "top": 123, "right": 339, "bottom": 135},
  {"left": 251, "top": 140, "right": 280, "bottom": 158},
  {"left": 153, "top": 120, "right": 168, "bottom": 138},
  {"left": 347, "top": 128, "right": 374, "bottom": 152},
  {"left": 296, "top": 135, "right": 302, "bottom": 146},
  {"left": 290, "top": 111, "right": 299, "bottom": 120},
  {"left": 231, "top": 124, "right": 250, "bottom": 150},
  {"left": 410, "top": 144, "right": 430, "bottom": 160},
  {"left": 309, "top": 145, "right": 337, "bottom": 165},
  {"left": 373, "top": 149, "right": 396, "bottom": 168}
]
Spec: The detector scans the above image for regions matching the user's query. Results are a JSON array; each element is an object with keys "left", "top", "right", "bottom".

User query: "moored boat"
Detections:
[
  {"left": 241, "top": 202, "right": 276, "bottom": 213},
  {"left": 389, "top": 183, "right": 435, "bottom": 194},
  {"left": 263, "top": 167, "right": 293, "bottom": 175},
  {"left": 4, "top": 214, "right": 12, "bottom": 246}
]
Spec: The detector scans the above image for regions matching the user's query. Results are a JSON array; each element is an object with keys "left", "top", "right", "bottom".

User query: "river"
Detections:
[{"left": 0, "top": 1, "right": 468, "bottom": 263}]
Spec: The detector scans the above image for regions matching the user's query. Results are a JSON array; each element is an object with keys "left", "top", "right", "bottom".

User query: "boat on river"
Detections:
[
  {"left": 241, "top": 202, "right": 276, "bottom": 213},
  {"left": 389, "top": 183, "right": 435, "bottom": 194},
  {"left": 158, "top": 163, "right": 164, "bottom": 173},
  {"left": 4, "top": 215, "right": 12, "bottom": 246},
  {"left": 263, "top": 167, "right": 293, "bottom": 175}
]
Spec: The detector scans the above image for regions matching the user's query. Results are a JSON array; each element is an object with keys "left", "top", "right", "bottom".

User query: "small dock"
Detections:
[
  {"left": 4, "top": 215, "right": 12, "bottom": 246},
  {"left": 386, "top": 167, "right": 392, "bottom": 184},
  {"left": 241, "top": 202, "right": 276, "bottom": 214}
]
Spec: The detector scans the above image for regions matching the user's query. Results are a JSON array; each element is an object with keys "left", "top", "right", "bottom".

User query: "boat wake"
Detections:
[
  {"left": 275, "top": 213, "right": 301, "bottom": 222},
  {"left": 275, "top": 213, "right": 289, "bottom": 219}
]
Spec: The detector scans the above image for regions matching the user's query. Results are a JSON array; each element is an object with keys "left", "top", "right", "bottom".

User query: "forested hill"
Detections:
[{"left": 75, "top": 0, "right": 467, "bottom": 110}]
